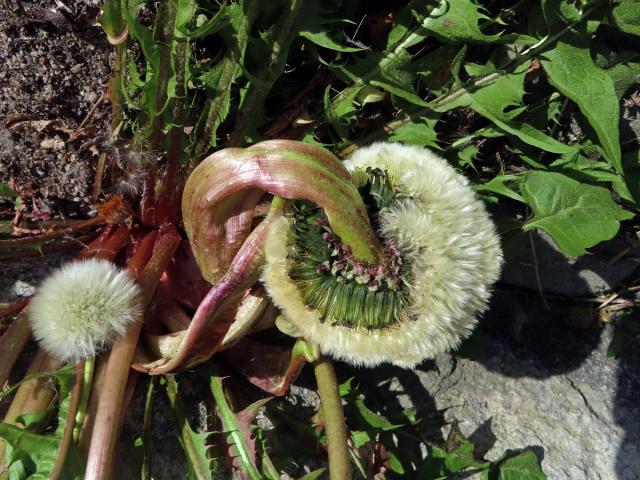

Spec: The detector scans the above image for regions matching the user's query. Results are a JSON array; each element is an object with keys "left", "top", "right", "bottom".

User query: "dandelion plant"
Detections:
[{"left": 1, "top": 0, "right": 635, "bottom": 479}]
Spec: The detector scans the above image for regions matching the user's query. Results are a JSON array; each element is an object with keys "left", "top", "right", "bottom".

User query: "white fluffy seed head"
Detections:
[
  {"left": 28, "top": 258, "right": 143, "bottom": 363},
  {"left": 262, "top": 143, "right": 503, "bottom": 368}
]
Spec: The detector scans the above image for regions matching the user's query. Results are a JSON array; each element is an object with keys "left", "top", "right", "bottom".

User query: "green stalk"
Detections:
[
  {"left": 140, "top": 0, "right": 178, "bottom": 225},
  {"left": 149, "top": 0, "right": 178, "bottom": 151},
  {"left": 73, "top": 357, "right": 95, "bottom": 442},
  {"left": 155, "top": 29, "right": 187, "bottom": 225},
  {"left": 313, "top": 357, "right": 352, "bottom": 480},
  {"left": 141, "top": 377, "right": 156, "bottom": 480},
  {"left": 95, "top": 2, "right": 127, "bottom": 199},
  {"left": 78, "top": 356, "right": 109, "bottom": 458}
]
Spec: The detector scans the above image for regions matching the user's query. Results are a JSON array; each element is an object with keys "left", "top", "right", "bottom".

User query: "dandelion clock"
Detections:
[{"left": 263, "top": 143, "right": 503, "bottom": 367}]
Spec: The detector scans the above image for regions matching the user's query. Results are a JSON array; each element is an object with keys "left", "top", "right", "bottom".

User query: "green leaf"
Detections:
[
  {"left": 181, "top": 2, "right": 227, "bottom": 38},
  {"left": 611, "top": 0, "right": 640, "bottom": 36},
  {"left": 338, "top": 378, "right": 355, "bottom": 397},
  {"left": 386, "top": 448, "right": 405, "bottom": 474},
  {"left": 475, "top": 175, "right": 525, "bottom": 203},
  {"left": 521, "top": 172, "right": 633, "bottom": 256},
  {"left": 175, "top": 0, "right": 197, "bottom": 38},
  {"left": 354, "top": 85, "right": 386, "bottom": 105},
  {"left": 541, "top": 33, "right": 622, "bottom": 172},
  {"left": 0, "top": 366, "right": 83, "bottom": 480},
  {"left": 368, "top": 50, "right": 431, "bottom": 106},
  {"left": 98, "top": 0, "right": 126, "bottom": 40},
  {"left": 498, "top": 450, "right": 547, "bottom": 480},
  {"left": 352, "top": 397, "right": 401, "bottom": 431},
  {"left": 604, "top": 52, "right": 640, "bottom": 99},
  {"left": 205, "top": 370, "right": 268, "bottom": 480},
  {"left": 419, "top": 422, "right": 488, "bottom": 477},
  {"left": 388, "top": 115, "right": 440, "bottom": 148},
  {"left": 620, "top": 149, "right": 640, "bottom": 204},
  {"left": 351, "top": 430, "right": 371, "bottom": 448},
  {"left": 455, "top": 144, "right": 480, "bottom": 170},
  {"left": 300, "top": 29, "right": 365, "bottom": 52},
  {"left": 0, "top": 424, "right": 84, "bottom": 480},
  {"left": 400, "top": 0, "right": 502, "bottom": 44},
  {"left": 435, "top": 64, "right": 576, "bottom": 154}
]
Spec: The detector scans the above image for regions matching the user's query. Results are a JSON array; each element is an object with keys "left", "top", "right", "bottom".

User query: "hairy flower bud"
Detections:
[
  {"left": 263, "top": 143, "right": 503, "bottom": 367},
  {"left": 28, "top": 258, "right": 143, "bottom": 363}
]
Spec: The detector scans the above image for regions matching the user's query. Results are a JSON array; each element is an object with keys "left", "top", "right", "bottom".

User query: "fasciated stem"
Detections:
[
  {"left": 78, "top": 355, "right": 109, "bottom": 458},
  {"left": 133, "top": 199, "right": 284, "bottom": 374},
  {"left": 183, "top": 141, "right": 383, "bottom": 282},
  {"left": 314, "top": 356, "right": 352, "bottom": 480},
  {"left": 84, "top": 230, "right": 180, "bottom": 480}
]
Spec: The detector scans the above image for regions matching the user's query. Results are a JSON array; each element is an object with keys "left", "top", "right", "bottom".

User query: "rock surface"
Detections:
[
  {"left": 346, "top": 288, "right": 640, "bottom": 480},
  {"left": 501, "top": 230, "right": 640, "bottom": 297}
]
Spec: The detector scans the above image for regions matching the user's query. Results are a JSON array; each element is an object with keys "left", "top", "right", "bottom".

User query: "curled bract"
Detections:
[
  {"left": 28, "top": 258, "right": 143, "bottom": 363},
  {"left": 262, "top": 143, "right": 503, "bottom": 367}
]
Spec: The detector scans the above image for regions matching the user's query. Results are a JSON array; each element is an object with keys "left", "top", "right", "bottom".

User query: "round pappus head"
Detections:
[{"left": 28, "top": 258, "right": 143, "bottom": 363}]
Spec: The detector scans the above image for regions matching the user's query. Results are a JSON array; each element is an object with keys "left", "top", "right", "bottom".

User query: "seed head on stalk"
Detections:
[
  {"left": 262, "top": 143, "right": 503, "bottom": 367},
  {"left": 28, "top": 258, "right": 143, "bottom": 363}
]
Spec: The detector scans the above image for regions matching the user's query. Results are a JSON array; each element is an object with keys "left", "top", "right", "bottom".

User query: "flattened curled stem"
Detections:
[{"left": 183, "top": 140, "right": 383, "bottom": 283}]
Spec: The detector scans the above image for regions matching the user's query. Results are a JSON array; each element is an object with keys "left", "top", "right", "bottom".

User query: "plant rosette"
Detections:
[{"left": 262, "top": 143, "right": 503, "bottom": 367}]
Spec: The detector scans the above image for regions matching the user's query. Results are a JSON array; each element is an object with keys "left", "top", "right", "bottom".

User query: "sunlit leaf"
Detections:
[
  {"left": 388, "top": 115, "right": 440, "bottom": 148},
  {"left": 521, "top": 171, "right": 633, "bottom": 256},
  {"left": 541, "top": 32, "right": 622, "bottom": 172},
  {"left": 498, "top": 450, "right": 547, "bottom": 480},
  {"left": 611, "top": 0, "right": 640, "bottom": 36}
]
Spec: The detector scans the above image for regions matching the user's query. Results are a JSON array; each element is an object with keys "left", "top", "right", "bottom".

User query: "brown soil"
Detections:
[{"left": 0, "top": 0, "right": 112, "bottom": 219}]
